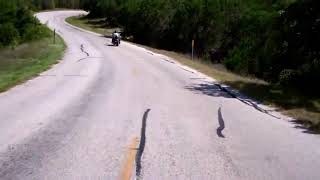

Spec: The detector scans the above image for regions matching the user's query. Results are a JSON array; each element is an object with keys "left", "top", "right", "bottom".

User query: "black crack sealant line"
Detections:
[
  {"left": 217, "top": 106, "right": 226, "bottom": 138},
  {"left": 80, "top": 44, "right": 89, "bottom": 57},
  {"left": 136, "top": 109, "right": 151, "bottom": 179},
  {"left": 78, "top": 44, "right": 104, "bottom": 62},
  {"left": 77, "top": 57, "right": 104, "bottom": 62}
]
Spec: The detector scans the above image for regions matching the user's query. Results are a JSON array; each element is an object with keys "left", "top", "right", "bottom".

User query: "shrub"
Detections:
[
  {"left": 224, "top": 48, "right": 243, "bottom": 71},
  {"left": 21, "top": 24, "right": 51, "bottom": 42},
  {"left": 279, "top": 69, "right": 298, "bottom": 86},
  {"left": 0, "top": 1, "right": 53, "bottom": 47},
  {"left": 0, "top": 23, "right": 19, "bottom": 46},
  {"left": 224, "top": 37, "right": 257, "bottom": 75}
]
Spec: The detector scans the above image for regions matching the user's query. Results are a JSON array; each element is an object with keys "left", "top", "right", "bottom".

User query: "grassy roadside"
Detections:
[
  {"left": 0, "top": 29, "right": 65, "bottom": 92},
  {"left": 66, "top": 16, "right": 121, "bottom": 36},
  {"left": 66, "top": 16, "right": 320, "bottom": 132},
  {"left": 32, "top": 8, "right": 72, "bottom": 14}
]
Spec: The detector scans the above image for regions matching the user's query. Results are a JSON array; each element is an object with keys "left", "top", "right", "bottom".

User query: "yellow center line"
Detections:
[
  {"left": 131, "top": 67, "right": 140, "bottom": 77},
  {"left": 119, "top": 137, "right": 140, "bottom": 180}
]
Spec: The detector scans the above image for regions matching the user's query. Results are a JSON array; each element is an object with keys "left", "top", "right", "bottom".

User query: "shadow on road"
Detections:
[
  {"left": 185, "top": 83, "right": 232, "bottom": 98},
  {"left": 185, "top": 83, "right": 281, "bottom": 119},
  {"left": 290, "top": 120, "right": 320, "bottom": 134},
  {"left": 105, "top": 43, "right": 115, "bottom": 47},
  {"left": 185, "top": 82, "right": 320, "bottom": 135},
  {"left": 102, "top": 35, "right": 112, "bottom": 38}
]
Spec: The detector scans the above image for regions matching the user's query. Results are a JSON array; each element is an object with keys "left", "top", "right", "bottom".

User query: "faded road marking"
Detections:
[
  {"left": 119, "top": 109, "right": 151, "bottom": 180},
  {"left": 119, "top": 137, "right": 139, "bottom": 180},
  {"left": 131, "top": 68, "right": 140, "bottom": 76}
]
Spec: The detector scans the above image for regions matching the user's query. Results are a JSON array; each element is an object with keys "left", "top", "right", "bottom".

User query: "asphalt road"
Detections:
[{"left": 0, "top": 11, "right": 320, "bottom": 180}]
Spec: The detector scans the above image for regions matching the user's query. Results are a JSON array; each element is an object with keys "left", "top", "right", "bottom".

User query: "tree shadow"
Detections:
[
  {"left": 185, "top": 83, "right": 281, "bottom": 119},
  {"left": 185, "top": 81, "right": 320, "bottom": 134},
  {"left": 102, "top": 34, "right": 112, "bottom": 38},
  {"left": 185, "top": 83, "right": 233, "bottom": 98},
  {"left": 290, "top": 120, "right": 320, "bottom": 134},
  {"left": 224, "top": 81, "right": 320, "bottom": 114},
  {"left": 226, "top": 81, "right": 320, "bottom": 133},
  {"left": 80, "top": 17, "right": 121, "bottom": 34},
  {"left": 86, "top": 18, "right": 106, "bottom": 25}
]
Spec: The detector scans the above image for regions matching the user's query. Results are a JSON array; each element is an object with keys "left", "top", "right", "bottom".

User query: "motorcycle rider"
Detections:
[{"left": 112, "top": 30, "right": 121, "bottom": 45}]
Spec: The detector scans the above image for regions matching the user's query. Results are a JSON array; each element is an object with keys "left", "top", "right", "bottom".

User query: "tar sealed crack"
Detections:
[
  {"left": 80, "top": 44, "right": 89, "bottom": 56},
  {"left": 136, "top": 109, "right": 151, "bottom": 179},
  {"left": 217, "top": 106, "right": 226, "bottom": 138}
]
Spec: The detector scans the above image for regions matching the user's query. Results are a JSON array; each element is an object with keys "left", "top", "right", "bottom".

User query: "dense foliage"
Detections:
[
  {"left": 0, "top": 0, "right": 81, "bottom": 47},
  {"left": 81, "top": 0, "right": 319, "bottom": 93},
  {"left": 31, "top": 0, "right": 81, "bottom": 9},
  {"left": 0, "top": 0, "right": 51, "bottom": 47}
]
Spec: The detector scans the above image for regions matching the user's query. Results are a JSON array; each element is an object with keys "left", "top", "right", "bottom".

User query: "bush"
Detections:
[
  {"left": 0, "top": 23, "right": 19, "bottom": 46},
  {"left": 0, "top": 1, "right": 52, "bottom": 47},
  {"left": 279, "top": 69, "right": 298, "bottom": 86},
  {"left": 21, "top": 24, "right": 51, "bottom": 42},
  {"left": 224, "top": 37, "right": 257, "bottom": 75},
  {"left": 224, "top": 48, "right": 242, "bottom": 71}
]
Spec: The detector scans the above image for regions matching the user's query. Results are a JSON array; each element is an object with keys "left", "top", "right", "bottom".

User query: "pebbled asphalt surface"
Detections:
[{"left": 0, "top": 11, "right": 320, "bottom": 180}]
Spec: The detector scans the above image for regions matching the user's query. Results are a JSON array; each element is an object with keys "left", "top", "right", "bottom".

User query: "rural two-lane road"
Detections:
[{"left": 0, "top": 11, "right": 319, "bottom": 180}]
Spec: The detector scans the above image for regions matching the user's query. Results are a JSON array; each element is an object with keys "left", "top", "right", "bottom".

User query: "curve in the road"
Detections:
[{"left": 0, "top": 10, "right": 319, "bottom": 180}]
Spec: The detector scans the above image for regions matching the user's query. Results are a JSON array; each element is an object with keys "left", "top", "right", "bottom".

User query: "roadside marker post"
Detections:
[
  {"left": 192, "top": 40, "right": 195, "bottom": 60},
  {"left": 53, "top": 29, "right": 56, "bottom": 44}
]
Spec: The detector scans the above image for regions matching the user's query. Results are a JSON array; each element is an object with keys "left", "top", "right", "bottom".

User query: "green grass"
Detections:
[
  {"left": 65, "top": 16, "right": 121, "bottom": 36},
  {"left": 0, "top": 29, "right": 65, "bottom": 92},
  {"left": 66, "top": 15, "right": 320, "bottom": 132}
]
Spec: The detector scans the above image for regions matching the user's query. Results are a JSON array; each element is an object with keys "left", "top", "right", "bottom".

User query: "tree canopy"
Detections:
[{"left": 0, "top": 0, "right": 51, "bottom": 47}]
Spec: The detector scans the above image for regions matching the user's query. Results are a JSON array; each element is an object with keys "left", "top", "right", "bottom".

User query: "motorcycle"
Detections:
[{"left": 112, "top": 36, "right": 120, "bottom": 46}]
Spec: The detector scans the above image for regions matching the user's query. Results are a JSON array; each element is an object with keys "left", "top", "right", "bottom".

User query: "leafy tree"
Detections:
[{"left": 0, "top": 0, "right": 50, "bottom": 47}]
